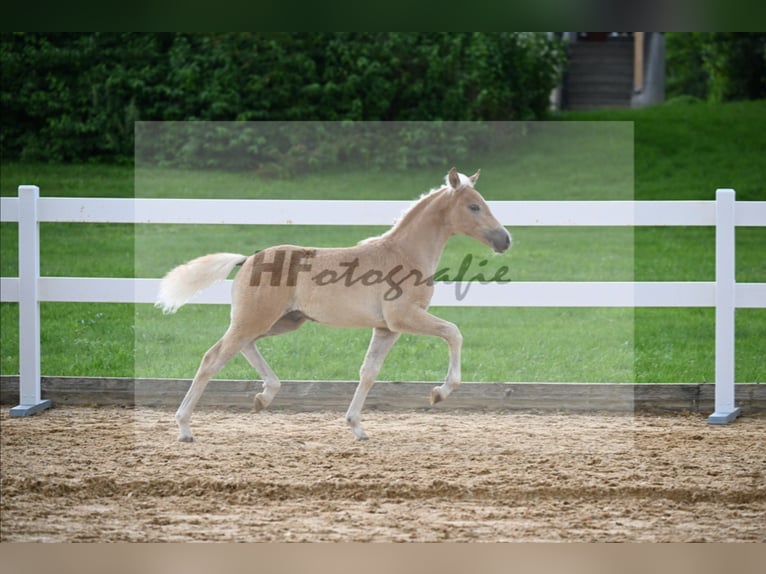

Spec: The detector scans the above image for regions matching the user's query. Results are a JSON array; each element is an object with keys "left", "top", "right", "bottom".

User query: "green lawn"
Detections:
[{"left": 1, "top": 101, "right": 764, "bottom": 384}]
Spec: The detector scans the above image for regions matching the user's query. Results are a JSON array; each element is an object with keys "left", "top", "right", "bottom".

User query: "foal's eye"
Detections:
[{"left": 469, "top": 204, "right": 480, "bottom": 213}]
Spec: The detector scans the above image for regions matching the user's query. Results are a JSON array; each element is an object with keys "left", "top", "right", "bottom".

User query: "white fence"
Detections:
[{"left": 2, "top": 186, "right": 765, "bottom": 422}]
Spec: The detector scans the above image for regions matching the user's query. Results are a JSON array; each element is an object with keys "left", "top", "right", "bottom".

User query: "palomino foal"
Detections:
[{"left": 156, "top": 168, "right": 511, "bottom": 442}]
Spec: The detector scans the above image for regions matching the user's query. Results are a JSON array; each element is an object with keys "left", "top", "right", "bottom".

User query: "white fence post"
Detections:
[
  {"left": 708, "top": 189, "right": 741, "bottom": 424},
  {"left": 9, "top": 186, "right": 51, "bottom": 416}
]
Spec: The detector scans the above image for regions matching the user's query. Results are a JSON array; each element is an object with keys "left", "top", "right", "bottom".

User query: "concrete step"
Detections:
[
  {"left": 566, "top": 99, "right": 633, "bottom": 110},
  {"left": 568, "top": 75, "right": 632, "bottom": 87},
  {"left": 564, "top": 41, "right": 635, "bottom": 109}
]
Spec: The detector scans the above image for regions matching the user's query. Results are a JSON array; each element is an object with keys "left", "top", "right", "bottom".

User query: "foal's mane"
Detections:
[{"left": 359, "top": 171, "right": 473, "bottom": 245}]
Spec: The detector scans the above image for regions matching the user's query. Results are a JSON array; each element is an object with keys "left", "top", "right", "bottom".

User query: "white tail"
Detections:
[{"left": 155, "top": 252, "right": 248, "bottom": 314}]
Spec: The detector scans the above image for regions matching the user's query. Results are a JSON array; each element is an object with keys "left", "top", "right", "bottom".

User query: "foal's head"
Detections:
[{"left": 444, "top": 167, "right": 511, "bottom": 253}]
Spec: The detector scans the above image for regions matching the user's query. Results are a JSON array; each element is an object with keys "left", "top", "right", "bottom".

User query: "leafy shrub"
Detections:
[
  {"left": 1, "top": 33, "right": 565, "bottom": 168},
  {"left": 665, "top": 33, "right": 766, "bottom": 103},
  {"left": 135, "top": 121, "right": 523, "bottom": 176}
]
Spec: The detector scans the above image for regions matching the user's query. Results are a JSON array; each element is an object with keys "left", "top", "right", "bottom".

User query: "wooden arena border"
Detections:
[{"left": 1, "top": 376, "right": 764, "bottom": 415}]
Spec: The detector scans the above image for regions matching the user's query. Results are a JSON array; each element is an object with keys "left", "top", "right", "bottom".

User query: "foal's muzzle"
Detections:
[{"left": 487, "top": 227, "right": 512, "bottom": 253}]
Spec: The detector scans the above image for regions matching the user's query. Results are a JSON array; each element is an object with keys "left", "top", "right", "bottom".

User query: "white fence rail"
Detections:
[{"left": 2, "top": 186, "right": 765, "bottom": 422}]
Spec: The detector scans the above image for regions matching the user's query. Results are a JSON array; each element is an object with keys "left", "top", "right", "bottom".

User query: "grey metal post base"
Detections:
[
  {"left": 707, "top": 407, "right": 741, "bottom": 425},
  {"left": 9, "top": 399, "right": 52, "bottom": 417}
]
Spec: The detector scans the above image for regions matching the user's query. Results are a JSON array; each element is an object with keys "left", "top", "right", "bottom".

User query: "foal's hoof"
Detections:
[
  {"left": 178, "top": 435, "right": 194, "bottom": 443},
  {"left": 430, "top": 387, "right": 443, "bottom": 405},
  {"left": 348, "top": 422, "right": 369, "bottom": 441},
  {"left": 353, "top": 428, "right": 369, "bottom": 441},
  {"left": 254, "top": 394, "right": 267, "bottom": 413}
]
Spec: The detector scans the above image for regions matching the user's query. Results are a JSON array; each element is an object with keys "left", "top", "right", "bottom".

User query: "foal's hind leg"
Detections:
[
  {"left": 241, "top": 342, "right": 281, "bottom": 412},
  {"left": 175, "top": 328, "right": 251, "bottom": 442},
  {"left": 243, "top": 311, "right": 308, "bottom": 412},
  {"left": 346, "top": 328, "right": 401, "bottom": 440}
]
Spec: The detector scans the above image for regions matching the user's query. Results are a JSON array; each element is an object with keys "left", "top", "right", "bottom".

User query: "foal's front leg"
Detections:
[
  {"left": 385, "top": 307, "right": 463, "bottom": 405},
  {"left": 428, "top": 321, "right": 462, "bottom": 405},
  {"left": 346, "top": 328, "right": 401, "bottom": 440}
]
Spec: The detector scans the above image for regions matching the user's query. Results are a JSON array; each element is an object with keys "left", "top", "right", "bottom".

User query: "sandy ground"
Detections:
[{"left": 1, "top": 406, "right": 764, "bottom": 542}]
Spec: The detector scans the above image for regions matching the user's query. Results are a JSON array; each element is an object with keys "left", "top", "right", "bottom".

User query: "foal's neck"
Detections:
[{"left": 386, "top": 189, "right": 452, "bottom": 274}]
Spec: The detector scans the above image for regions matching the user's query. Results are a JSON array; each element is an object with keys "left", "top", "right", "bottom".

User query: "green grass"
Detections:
[
  {"left": 558, "top": 100, "right": 766, "bottom": 201},
  {"left": 133, "top": 306, "right": 634, "bottom": 382},
  {"left": 561, "top": 100, "right": 765, "bottom": 384},
  {"left": 1, "top": 102, "right": 765, "bottom": 384}
]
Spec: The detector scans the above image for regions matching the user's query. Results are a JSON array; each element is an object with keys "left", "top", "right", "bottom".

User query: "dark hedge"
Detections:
[{"left": 1, "top": 33, "right": 565, "bottom": 168}]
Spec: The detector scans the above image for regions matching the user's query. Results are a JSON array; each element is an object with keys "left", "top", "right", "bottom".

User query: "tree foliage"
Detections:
[
  {"left": 666, "top": 33, "right": 766, "bottom": 103},
  {"left": 1, "top": 32, "right": 565, "bottom": 167}
]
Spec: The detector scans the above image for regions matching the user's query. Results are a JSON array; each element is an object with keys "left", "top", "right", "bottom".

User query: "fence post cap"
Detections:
[{"left": 18, "top": 185, "right": 40, "bottom": 196}]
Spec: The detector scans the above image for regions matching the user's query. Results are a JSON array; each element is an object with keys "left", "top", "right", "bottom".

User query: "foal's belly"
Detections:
[{"left": 298, "top": 297, "right": 388, "bottom": 330}]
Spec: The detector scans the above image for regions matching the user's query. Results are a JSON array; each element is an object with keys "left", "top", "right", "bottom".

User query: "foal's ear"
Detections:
[
  {"left": 469, "top": 169, "right": 480, "bottom": 185},
  {"left": 448, "top": 167, "right": 460, "bottom": 190}
]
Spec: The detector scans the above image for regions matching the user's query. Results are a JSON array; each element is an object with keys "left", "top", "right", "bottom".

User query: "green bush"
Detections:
[
  {"left": 1, "top": 33, "right": 565, "bottom": 168},
  {"left": 665, "top": 32, "right": 766, "bottom": 103},
  {"left": 665, "top": 33, "right": 709, "bottom": 100},
  {"left": 703, "top": 33, "right": 766, "bottom": 102},
  {"left": 134, "top": 121, "right": 522, "bottom": 175}
]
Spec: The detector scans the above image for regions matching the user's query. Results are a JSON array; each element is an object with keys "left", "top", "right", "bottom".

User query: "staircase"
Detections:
[{"left": 564, "top": 39, "right": 634, "bottom": 110}]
